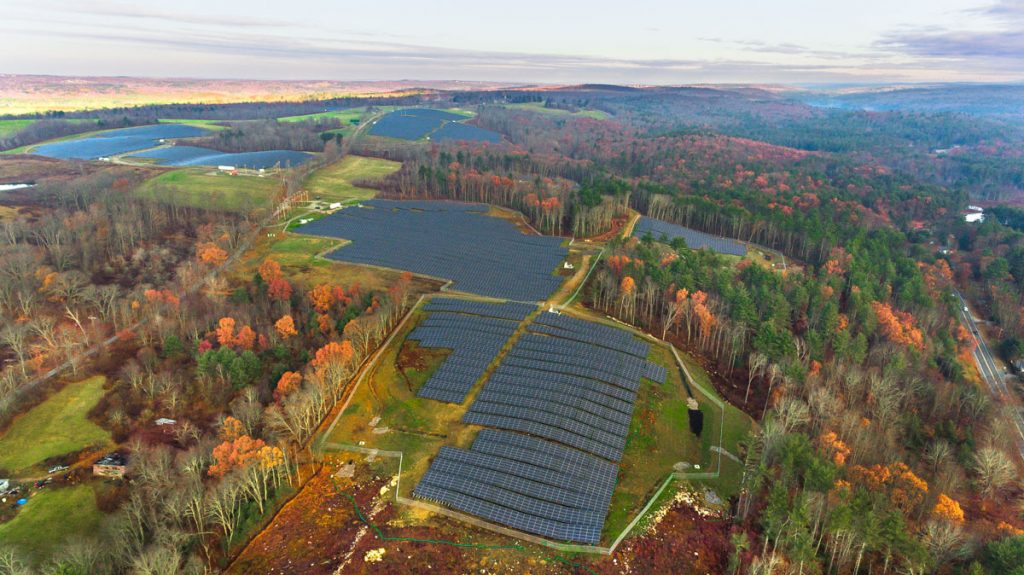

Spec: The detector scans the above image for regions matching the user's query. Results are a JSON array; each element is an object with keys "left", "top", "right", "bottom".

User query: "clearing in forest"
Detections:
[
  {"left": 0, "top": 484, "right": 104, "bottom": 564},
  {"left": 135, "top": 169, "right": 283, "bottom": 212},
  {"left": 303, "top": 155, "right": 401, "bottom": 204},
  {"left": 0, "top": 375, "right": 110, "bottom": 474}
]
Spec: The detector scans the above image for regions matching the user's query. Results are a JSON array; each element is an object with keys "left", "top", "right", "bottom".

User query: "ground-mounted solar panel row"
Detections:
[
  {"left": 413, "top": 430, "right": 617, "bottom": 544},
  {"left": 531, "top": 313, "right": 650, "bottom": 358},
  {"left": 423, "top": 297, "right": 537, "bottom": 321},
  {"left": 633, "top": 217, "right": 747, "bottom": 257},
  {"left": 296, "top": 200, "right": 567, "bottom": 301},
  {"left": 409, "top": 310, "right": 521, "bottom": 404}
]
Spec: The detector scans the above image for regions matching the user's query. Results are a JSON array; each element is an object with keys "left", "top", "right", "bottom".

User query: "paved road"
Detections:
[{"left": 954, "top": 290, "right": 1024, "bottom": 461}]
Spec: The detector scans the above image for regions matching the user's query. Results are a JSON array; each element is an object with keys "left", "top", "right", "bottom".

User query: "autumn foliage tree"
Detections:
[
  {"left": 871, "top": 301, "right": 925, "bottom": 351},
  {"left": 274, "top": 315, "right": 297, "bottom": 340},
  {"left": 198, "top": 243, "right": 228, "bottom": 266}
]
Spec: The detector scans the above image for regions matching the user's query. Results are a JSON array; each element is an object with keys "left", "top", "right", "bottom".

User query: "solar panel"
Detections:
[
  {"left": 414, "top": 431, "right": 618, "bottom": 544},
  {"left": 408, "top": 305, "right": 522, "bottom": 404},
  {"left": 633, "top": 217, "right": 747, "bottom": 256},
  {"left": 297, "top": 201, "right": 568, "bottom": 301}
]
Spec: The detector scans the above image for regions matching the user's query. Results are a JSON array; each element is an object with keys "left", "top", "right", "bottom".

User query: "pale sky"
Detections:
[{"left": 3, "top": 0, "right": 1024, "bottom": 84}]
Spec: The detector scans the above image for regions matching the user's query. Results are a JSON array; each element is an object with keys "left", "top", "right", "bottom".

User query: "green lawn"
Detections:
[
  {"left": 0, "top": 120, "right": 36, "bottom": 138},
  {"left": 0, "top": 376, "right": 110, "bottom": 474},
  {"left": 136, "top": 169, "right": 283, "bottom": 212},
  {"left": 505, "top": 102, "right": 610, "bottom": 120},
  {"left": 303, "top": 155, "right": 401, "bottom": 204},
  {"left": 277, "top": 108, "right": 372, "bottom": 124},
  {"left": 157, "top": 118, "right": 227, "bottom": 131},
  {"left": 0, "top": 485, "right": 103, "bottom": 564}
]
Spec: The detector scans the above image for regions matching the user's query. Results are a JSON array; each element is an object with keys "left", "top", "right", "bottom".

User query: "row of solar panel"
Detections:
[
  {"left": 475, "top": 387, "right": 632, "bottom": 438},
  {"left": 500, "top": 356, "right": 639, "bottom": 394},
  {"left": 413, "top": 429, "right": 617, "bottom": 544},
  {"left": 512, "top": 336, "right": 655, "bottom": 384},
  {"left": 633, "top": 216, "right": 748, "bottom": 257},
  {"left": 531, "top": 314, "right": 650, "bottom": 358},
  {"left": 488, "top": 367, "right": 637, "bottom": 412},
  {"left": 514, "top": 335, "right": 665, "bottom": 385},
  {"left": 423, "top": 297, "right": 537, "bottom": 321},
  {"left": 463, "top": 411, "right": 624, "bottom": 462}
]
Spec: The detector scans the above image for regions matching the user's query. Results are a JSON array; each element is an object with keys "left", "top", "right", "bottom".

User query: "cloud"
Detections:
[{"left": 877, "top": 1, "right": 1024, "bottom": 72}]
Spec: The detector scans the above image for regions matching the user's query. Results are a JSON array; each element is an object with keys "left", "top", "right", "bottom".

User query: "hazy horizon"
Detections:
[{"left": 5, "top": 0, "right": 1024, "bottom": 84}]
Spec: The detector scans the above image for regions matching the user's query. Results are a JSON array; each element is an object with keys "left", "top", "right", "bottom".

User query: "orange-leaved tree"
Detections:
[
  {"left": 274, "top": 315, "right": 298, "bottom": 340},
  {"left": 273, "top": 371, "right": 302, "bottom": 402}
]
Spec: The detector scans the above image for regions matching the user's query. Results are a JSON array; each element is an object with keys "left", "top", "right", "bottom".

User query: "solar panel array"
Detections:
[
  {"left": 414, "top": 429, "right": 617, "bottom": 544},
  {"left": 409, "top": 299, "right": 533, "bottom": 404},
  {"left": 633, "top": 217, "right": 747, "bottom": 257},
  {"left": 462, "top": 313, "right": 664, "bottom": 462},
  {"left": 414, "top": 311, "right": 672, "bottom": 543},
  {"left": 296, "top": 200, "right": 567, "bottom": 301}
]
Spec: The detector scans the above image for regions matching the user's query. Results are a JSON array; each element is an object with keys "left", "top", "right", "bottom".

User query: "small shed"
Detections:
[
  {"left": 93, "top": 453, "right": 127, "bottom": 478},
  {"left": 0, "top": 478, "right": 9, "bottom": 492}
]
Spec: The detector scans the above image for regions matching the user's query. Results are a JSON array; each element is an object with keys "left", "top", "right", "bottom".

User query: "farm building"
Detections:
[{"left": 93, "top": 453, "right": 127, "bottom": 478}]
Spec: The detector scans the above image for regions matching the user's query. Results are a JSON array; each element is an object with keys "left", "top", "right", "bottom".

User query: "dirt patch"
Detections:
[{"left": 226, "top": 460, "right": 386, "bottom": 575}]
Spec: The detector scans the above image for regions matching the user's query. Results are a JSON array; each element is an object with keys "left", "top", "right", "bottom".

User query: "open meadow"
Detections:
[
  {"left": 303, "top": 155, "right": 401, "bottom": 204},
  {"left": 135, "top": 169, "right": 283, "bottom": 212},
  {"left": 0, "top": 484, "right": 103, "bottom": 564},
  {"left": 0, "top": 375, "right": 110, "bottom": 475}
]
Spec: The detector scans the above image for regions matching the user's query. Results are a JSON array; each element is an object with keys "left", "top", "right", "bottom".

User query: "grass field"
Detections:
[
  {"left": 157, "top": 118, "right": 227, "bottom": 131},
  {"left": 136, "top": 169, "right": 283, "bottom": 212},
  {"left": 505, "top": 102, "right": 610, "bottom": 120},
  {"left": 0, "top": 119, "right": 36, "bottom": 138},
  {"left": 277, "top": 108, "right": 373, "bottom": 124},
  {"left": 0, "top": 484, "right": 103, "bottom": 564},
  {"left": 0, "top": 376, "right": 110, "bottom": 474},
  {"left": 303, "top": 155, "right": 401, "bottom": 204}
]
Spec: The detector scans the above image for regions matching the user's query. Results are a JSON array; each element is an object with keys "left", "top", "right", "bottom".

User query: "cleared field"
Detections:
[
  {"left": 277, "top": 107, "right": 372, "bottom": 124},
  {"left": 0, "top": 485, "right": 103, "bottom": 564},
  {"left": 157, "top": 118, "right": 228, "bottom": 131},
  {"left": 0, "top": 375, "right": 109, "bottom": 474},
  {"left": 0, "top": 119, "right": 36, "bottom": 138},
  {"left": 303, "top": 155, "right": 401, "bottom": 204},
  {"left": 136, "top": 169, "right": 283, "bottom": 212},
  {"left": 505, "top": 102, "right": 610, "bottom": 120}
]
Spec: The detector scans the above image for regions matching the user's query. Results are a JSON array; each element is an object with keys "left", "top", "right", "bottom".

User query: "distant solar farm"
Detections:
[
  {"left": 369, "top": 108, "right": 503, "bottom": 143},
  {"left": 633, "top": 217, "right": 747, "bottom": 256},
  {"left": 405, "top": 298, "right": 666, "bottom": 544},
  {"left": 295, "top": 200, "right": 567, "bottom": 302}
]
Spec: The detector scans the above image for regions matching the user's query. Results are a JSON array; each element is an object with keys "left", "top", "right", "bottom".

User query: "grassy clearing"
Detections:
[
  {"left": 0, "top": 376, "right": 110, "bottom": 474},
  {"left": 234, "top": 232, "right": 405, "bottom": 294},
  {"left": 157, "top": 118, "right": 227, "bottom": 131},
  {"left": 136, "top": 169, "right": 283, "bottom": 212},
  {"left": 303, "top": 155, "right": 402, "bottom": 204},
  {"left": 324, "top": 309, "right": 476, "bottom": 501},
  {"left": 505, "top": 102, "right": 610, "bottom": 120},
  {"left": 0, "top": 119, "right": 36, "bottom": 138},
  {"left": 277, "top": 108, "right": 370, "bottom": 124},
  {"left": 0, "top": 484, "right": 103, "bottom": 564},
  {"left": 602, "top": 343, "right": 702, "bottom": 539}
]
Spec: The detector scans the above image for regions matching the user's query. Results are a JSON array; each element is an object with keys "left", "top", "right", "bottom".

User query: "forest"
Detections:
[{"left": 0, "top": 82, "right": 1022, "bottom": 575}]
